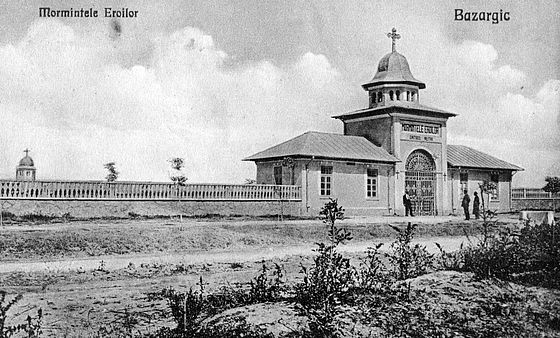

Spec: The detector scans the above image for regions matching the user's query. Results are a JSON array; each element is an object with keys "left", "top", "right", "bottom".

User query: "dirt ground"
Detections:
[{"left": 0, "top": 214, "right": 524, "bottom": 337}]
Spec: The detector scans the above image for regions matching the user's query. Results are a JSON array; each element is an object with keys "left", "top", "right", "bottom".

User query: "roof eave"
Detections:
[
  {"left": 362, "top": 80, "right": 426, "bottom": 90},
  {"left": 332, "top": 105, "right": 456, "bottom": 120},
  {"left": 447, "top": 164, "right": 524, "bottom": 172},
  {"left": 244, "top": 154, "right": 400, "bottom": 163}
]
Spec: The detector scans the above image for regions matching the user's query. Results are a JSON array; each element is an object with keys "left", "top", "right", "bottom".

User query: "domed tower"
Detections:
[
  {"left": 16, "top": 149, "right": 36, "bottom": 181},
  {"left": 363, "top": 28, "right": 425, "bottom": 108},
  {"left": 333, "top": 28, "right": 456, "bottom": 216}
]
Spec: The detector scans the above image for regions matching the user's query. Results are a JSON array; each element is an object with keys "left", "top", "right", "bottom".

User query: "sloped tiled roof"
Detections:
[
  {"left": 244, "top": 131, "right": 399, "bottom": 163},
  {"left": 447, "top": 145, "right": 523, "bottom": 171}
]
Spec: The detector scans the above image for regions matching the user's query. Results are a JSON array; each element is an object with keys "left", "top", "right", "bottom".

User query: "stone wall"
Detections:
[
  {"left": 512, "top": 199, "right": 558, "bottom": 211},
  {"left": 0, "top": 199, "right": 303, "bottom": 218}
]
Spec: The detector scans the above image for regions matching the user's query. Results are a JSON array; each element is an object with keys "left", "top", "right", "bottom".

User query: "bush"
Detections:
[
  {"left": 154, "top": 283, "right": 206, "bottom": 336},
  {"left": 248, "top": 261, "right": 285, "bottom": 303},
  {"left": 358, "top": 243, "right": 388, "bottom": 290},
  {"left": 513, "top": 220, "right": 559, "bottom": 280},
  {"left": 388, "top": 223, "right": 434, "bottom": 280},
  {"left": 294, "top": 199, "right": 357, "bottom": 337},
  {"left": 461, "top": 227, "right": 518, "bottom": 279},
  {"left": 0, "top": 291, "right": 43, "bottom": 338},
  {"left": 447, "top": 211, "right": 560, "bottom": 288},
  {"left": 435, "top": 242, "right": 465, "bottom": 271}
]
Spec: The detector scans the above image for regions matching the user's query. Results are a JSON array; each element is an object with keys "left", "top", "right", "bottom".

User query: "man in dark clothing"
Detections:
[
  {"left": 462, "top": 190, "right": 471, "bottom": 220},
  {"left": 473, "top": 191, "right": 480, "bottom": 220},
  {"left": 403, "top": 191, "right": 413, "bottom": 217}
]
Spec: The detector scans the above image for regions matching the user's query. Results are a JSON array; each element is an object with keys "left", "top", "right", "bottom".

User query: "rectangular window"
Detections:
[
  {"left": 459, "top": 172, "right": 468, "bottom": 195},
  {"left": 490, "top": 173, "right": 499, "bottom": 200},
  {"left": 320, "top": 166, "right": 333, "bottom": 196},
  {"left": 366, "top": 169, "right": 378, "bottom": 198},
  {"left": 274, "top": 166, "right": 282, "bottom": 185}
]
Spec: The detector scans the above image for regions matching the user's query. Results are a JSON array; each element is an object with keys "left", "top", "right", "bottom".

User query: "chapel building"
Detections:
[
  {"left": 15, "top": 149, "right": 36, "bottom": 181},
  {"left": 245, "top": 28, "right": 522, "bottom": 216}
]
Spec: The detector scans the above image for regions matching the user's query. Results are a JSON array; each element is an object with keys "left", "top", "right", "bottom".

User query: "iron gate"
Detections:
[
  {"left": 405, "top": 150, "right": 436, "bottom": 215},
  {"left": 405, "top": 171, "right": 436, "bottom": 215}
]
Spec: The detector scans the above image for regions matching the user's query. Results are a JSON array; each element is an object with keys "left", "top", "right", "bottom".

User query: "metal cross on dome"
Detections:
[
  {"left": 387, "top": 27, "right": 401, "bottom": 52},
  {"left": 24, "top": 148, "right": 30, "bottom": 156}
]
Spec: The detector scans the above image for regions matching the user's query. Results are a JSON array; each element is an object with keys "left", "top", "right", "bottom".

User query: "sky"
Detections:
[{"left": 0, "top": 0, "right": 558, "bottom": 186}]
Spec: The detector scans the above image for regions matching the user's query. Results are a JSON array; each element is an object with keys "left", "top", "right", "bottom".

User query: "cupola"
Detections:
[
  {"left": 363, "top": 28, "right": 425, "bottom": 108},
  {"left": 16, "top": 148, "right": 36, "bottom": 181}
]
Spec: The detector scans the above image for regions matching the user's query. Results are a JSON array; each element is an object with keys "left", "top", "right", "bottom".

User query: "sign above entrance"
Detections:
[
  {"left": 401, "top": 122, "right": 440, "bottom": 136},
  {"left": 401, "top": 121, "right": 442, "bottom": 143}
]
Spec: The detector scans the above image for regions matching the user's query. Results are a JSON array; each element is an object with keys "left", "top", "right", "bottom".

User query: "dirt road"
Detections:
[{"left": 0, "top": 236, "right": 467, "bottom": 274}]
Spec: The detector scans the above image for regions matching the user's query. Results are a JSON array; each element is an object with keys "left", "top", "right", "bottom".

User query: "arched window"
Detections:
[
  {"left": 406, "top": 150, "right": 435, "bottom": 171},
  {"left": 389, "top": 91, "right": 394, "bottom": 101},
  {"left": 377, "top": 92, "right": 383, "bottom": 102},
  {"left": 406, "top": 91, "right": 410, "bottom": 101},
  {"left": 396, "top": 90, "right": 401, "bottom": 100},
  {"left": 411, "top": 91, "right": 415, "bottom": 102}
]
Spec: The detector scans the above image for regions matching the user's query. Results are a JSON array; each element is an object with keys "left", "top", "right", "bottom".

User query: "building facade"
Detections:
[{"left": 245, "top": 28, "right": 522, "bottom": 216}]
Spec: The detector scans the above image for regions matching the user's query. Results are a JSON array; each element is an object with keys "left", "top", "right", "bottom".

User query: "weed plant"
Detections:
[
  {"left": 358, "top": 243, "right": 388, "bottom": 291},
  {"left": 249, "top": 262, "right": 285, "bottom": 303},
  {"left": 0, "top": 291, "right": 42, "bottom": 338},
  {"left": 294, "top": 199, "right": 358, "bottom": 337},
  {"left": 387, "top": 223, "right": 434, "bottom": 280}
]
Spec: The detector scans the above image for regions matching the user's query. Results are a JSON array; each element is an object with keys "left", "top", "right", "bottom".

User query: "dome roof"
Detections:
[
  {"left": 363, "top": 51, "right": 426, "bottom": 89},
  {"left": 18, "top": 155, "right": 34, "bottom": 167}
]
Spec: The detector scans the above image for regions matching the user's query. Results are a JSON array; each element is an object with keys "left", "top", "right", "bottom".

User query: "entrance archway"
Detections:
[{"left": 405, "top": 150, "right": 436, "bottom": 215}]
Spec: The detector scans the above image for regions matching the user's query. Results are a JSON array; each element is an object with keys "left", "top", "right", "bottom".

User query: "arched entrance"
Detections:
[{"left": 405, "top": 150, "right": 436, "bottom": 215}]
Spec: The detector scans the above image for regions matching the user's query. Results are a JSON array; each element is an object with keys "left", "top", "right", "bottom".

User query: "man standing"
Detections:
[
  {"left": 403, "top": 191, "right": 413, "bottom": 217},
  {"left": 473, "top": 191, "right": 480, "bottom": 220},
  {"left": 462, "top": 190, "right": 471, "bottom": 220}
]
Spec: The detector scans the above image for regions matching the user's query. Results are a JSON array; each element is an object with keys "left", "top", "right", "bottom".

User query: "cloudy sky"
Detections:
[{"left": 0, "top": 0, "right": 558, "bottom": 186}]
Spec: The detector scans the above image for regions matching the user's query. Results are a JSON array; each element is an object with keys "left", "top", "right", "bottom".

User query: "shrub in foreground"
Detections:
[
  {"left": 293, "top": 199, "right": 358, "bottom": 337},
  {"left": 387, "top": 223, "right": 434, "bottom": 281},
  {"left": 0, "top": 291, "right": 42, "bottom": 338},
  {"left": 453, "top": 213, "right": 559, "bottom": 288}
]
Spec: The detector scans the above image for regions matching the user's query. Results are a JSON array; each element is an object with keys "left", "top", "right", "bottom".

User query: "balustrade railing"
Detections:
[
  {"left": 512, "top": 188, "right": 554, "bottom": 199},
  {"left": 0, "top": 180, "right": 301, "bottom": 201}
]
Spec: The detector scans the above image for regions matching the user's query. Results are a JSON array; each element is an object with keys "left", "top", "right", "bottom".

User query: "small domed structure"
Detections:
[
  {"left": 16, "top": 149, "right": 36, "bottom": 181},
  {"left": 365, "top": 51, "right": 426, "bottom": 89},
  {"left": 19, "top": 155, "right": 34, "bottom": 167},
  {"left": 362, "top": 28, "right": 425, "bottom": 108}
]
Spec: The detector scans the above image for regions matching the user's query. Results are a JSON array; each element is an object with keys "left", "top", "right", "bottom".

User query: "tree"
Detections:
[
  {"left": 244, "top": 178, "right": 257, "bottom": 185},
  {"left": 479, "top": 180, "right": 497, "bottom": 213},
  {"left": 168, "top": 157, "right": 187, "bottom": 186},
  {"left": 104, "top": 162, "right": 119, "bottom": 182},
  {"left": 543, "top": 176, "right": 560, "bottom": 212}
]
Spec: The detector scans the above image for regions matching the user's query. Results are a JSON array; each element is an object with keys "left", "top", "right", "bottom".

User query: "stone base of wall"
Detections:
[
  {"left": 306, "top": 206, "right": 392, "bottom": 217},
  {"left": 512, "top": 199, "right": 558, "bottom": 212},
  {"left": 0, "top": 200, "right": 303, "bottom": 219}
]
